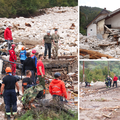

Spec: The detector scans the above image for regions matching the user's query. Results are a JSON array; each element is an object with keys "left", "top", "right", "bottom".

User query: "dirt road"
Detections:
[{"left": 80, "top": 81, "right": 120, "bottom": 120}]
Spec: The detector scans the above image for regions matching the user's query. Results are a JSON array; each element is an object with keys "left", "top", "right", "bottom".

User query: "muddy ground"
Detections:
[{"left": 80, "top": 81, "right": 120, "bottom": 120}]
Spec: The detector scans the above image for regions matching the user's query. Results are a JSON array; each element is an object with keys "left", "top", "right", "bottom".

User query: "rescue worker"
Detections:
[
  {"left": 32, "top": 52, "right": 38, "bottom": 84},
  {"left": 0, "top": 67, "right": 19, "bottom": 120},
  {"left": 22, "top": 52, "right": 36, "bottom": 84},
  {"left": 19, "top": 46, "right": 26, "bottom": 64},
  {"left": 22, "top": 70, "right": 33, "bottom": 94},
  {"left": 9, "top": 44, "right": 17, "bottom": 76},
  {"left": 113, "top": 74, "right": 118, "bottom": 87},
  {"left": 36, "top": 54, "right": 45, "bottom": 98},
  {"left": 52, "top": 29, "right": 60, "bottom": 59},
  {"left": 105, "top": 75, "right": 111, "bottom": 88},
  {"left": 49, "top": 72, "right": 67, "bottom": 101},
  {"left": 43, "top": 30, "right": 53, "bottom": 59},
  {"left": 31, "top": 49, "right": 36, "bottom": 57},
  {"left": 4, "top": 24, "right": 13, "bottom": 52}
]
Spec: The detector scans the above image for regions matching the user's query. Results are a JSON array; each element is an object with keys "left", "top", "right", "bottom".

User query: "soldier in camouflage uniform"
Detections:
[
  {"left": 52, "top": 29, "right": 60, "bottom": 59},
  {"left": 21, "top": 84, "right": 43, "bottom": 109},
  {"left": 43, "top": 30, "right": 53, "bottom": 59}
]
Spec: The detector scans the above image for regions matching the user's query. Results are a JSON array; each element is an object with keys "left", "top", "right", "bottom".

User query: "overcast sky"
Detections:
[{"left": 79, "top": 0, "right": 120, "bottom": 11}]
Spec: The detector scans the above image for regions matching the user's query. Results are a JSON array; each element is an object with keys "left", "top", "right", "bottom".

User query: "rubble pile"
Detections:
[
  {"left": 0, "top": 6, "right": 78, "bottom": 56},
  {"left": 0, "top": 27, "right": 5, "bottom": 41},
  {"left": 79, "top": 33, "right": 120, "bottom": 59}
]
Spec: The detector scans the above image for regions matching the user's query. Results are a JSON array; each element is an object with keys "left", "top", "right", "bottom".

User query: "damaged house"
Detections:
[
  {"left": 87, "top": 8, "right": 120, "bottom": 41},
  {"left": 86, "top": 8, "right": 109, "bottom": 37}
]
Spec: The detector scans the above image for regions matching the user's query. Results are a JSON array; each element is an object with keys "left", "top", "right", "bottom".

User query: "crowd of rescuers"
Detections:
[
  {"left": 0, "top": 24, "right": 67, "bottom": 120},
  {"left": 105, "top": 74, "right": 118, "bottom": 88}
]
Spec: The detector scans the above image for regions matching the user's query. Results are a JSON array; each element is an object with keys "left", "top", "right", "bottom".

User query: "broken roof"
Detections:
[
  {"left": 86, "top": 8, "right": 110, "bottom": 28},
  {"left": 94, "top": 8, "right": 120, "bottom": 23}
]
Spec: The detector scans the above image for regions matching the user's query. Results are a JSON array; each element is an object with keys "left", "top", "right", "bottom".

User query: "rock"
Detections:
[
  {"left": 25, "top": 23, "right": 31, "bottom": 27},
  {"left": 116, "top": 47, "right": 120, "bottom": 55}
]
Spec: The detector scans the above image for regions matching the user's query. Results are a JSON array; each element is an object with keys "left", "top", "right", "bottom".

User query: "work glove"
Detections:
[
  {"left": 16, "top": 91, "right": 20, "bottom": 96},
  {"left": 0, "top": 93, "right": 3, "bottom": 98}
]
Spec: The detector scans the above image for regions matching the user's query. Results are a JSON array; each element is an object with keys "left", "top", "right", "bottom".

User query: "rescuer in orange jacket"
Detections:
[
  {"left": 9, "top": 44, "right": 17, "bottom": 76},
  {"left": 49, "top": 72, "right": 67, "bottom": 101}
]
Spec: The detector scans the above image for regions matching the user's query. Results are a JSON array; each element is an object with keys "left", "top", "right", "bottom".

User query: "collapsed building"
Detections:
[{"left": 80, "top": 8, "right": 120, "bottom": 59}]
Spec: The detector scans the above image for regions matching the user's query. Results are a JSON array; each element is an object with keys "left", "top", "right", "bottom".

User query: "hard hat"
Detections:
[
  {"left": 54, "top": 72, "right": 61, "bottom": 78},
  {"left": 8, "top": 24, "right": 12, "bottom": 27},
  {"left": 47, "top": 30, "right": 50, "bottom": 33},
  {"left": 32, "top": 49, "right": 36, "bottom": 54},
  {"left": 5, "top": 67, "right": 12, "bottom": 73},
  {"left": 21, "top": 46, "right": 25, "bottom": 50},
  {"left": 12, "top": 44, "right": 16, "bottom": 48}
]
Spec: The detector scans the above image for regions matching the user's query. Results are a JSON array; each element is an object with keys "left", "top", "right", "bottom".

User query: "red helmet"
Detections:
[
  {"left": 32, "top": 49, "right": 36, "bottom": 54},
  {"left": 12, "top": 44, "right": 16, "bottom": 48}
]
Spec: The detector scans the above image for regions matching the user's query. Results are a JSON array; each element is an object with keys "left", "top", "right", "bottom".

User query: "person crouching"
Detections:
[{"left": 49, "top": 72, "right": 67, "bottom": 101}]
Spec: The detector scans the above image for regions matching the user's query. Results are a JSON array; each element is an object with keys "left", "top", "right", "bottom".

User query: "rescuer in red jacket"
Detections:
[
  {"left": 113, "top": 74, "right": 118, "bottom": 87},
  {"left": 9, "top": 44, "right": 17, "bottom": 76},
  {"left": 49, "top": 72, "right": 67, "bottom": 101},
  {"left": 4, "top": 24, "right": 13, "bottom": 52}
]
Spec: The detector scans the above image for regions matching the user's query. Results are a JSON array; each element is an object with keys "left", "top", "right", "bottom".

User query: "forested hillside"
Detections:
[
  {"left": 80, "top": 61, "right": 120, "bottom": 82},
  {"left": 80, "top": 6, "right": 103, "bottom": 35},
  {"left": 0, "top": 0, "right": 78, "bottom": 18}
]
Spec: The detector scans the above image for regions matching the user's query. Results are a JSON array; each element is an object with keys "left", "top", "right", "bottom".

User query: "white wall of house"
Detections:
[
  {"left": 87, "top": 23, "right": 97, "bottom": 36},
  {"left": 106, "top": 13, "right": 120, "bottom": 28}
]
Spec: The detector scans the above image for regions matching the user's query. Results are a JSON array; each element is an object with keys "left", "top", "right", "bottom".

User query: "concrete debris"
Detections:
[{"left": 79, "top": 33, "right": 120, "bottom": 59}]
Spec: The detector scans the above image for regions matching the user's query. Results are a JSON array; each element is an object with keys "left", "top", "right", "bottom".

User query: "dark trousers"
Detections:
[
  {"left": 53, "top": 95, "right": 63, "bottom": 101},
  {"left": 4, "top": 89, "right": 17, "bottom": 115},
  {"left": 44, "top": 43, "right": 51, "bottom": 59},
  {"left": 20, "top": 60, "right": 25, "bottom": 64},
  {"left": 113, "top": 81, "right": 117, "bottom": 87},
  {"left": 5, "top": 40, "right": 13, "bottom": 52}
]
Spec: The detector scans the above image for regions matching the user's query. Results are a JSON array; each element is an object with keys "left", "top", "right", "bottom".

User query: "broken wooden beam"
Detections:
[
  {"left": 104, "top": 25, "right": 113, "bottom": 33},
  {"left": 58, "top": 56, "right": 77, "bottom": 59},
  {"left": 80, "top": 49, "right": 115, "bottom": 59}
]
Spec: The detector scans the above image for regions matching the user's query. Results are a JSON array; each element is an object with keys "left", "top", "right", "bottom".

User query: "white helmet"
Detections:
[
  {"left": 47, "top": 30, "right": 50, "bottom": 33},
  {"left": 8, "top": 24, "right": 12, "bottom": 27}
]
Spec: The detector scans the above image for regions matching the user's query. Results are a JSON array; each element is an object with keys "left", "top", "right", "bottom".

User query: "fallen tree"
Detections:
[{"left": 80, "top": 49, "right": 115, "bottom": 59}]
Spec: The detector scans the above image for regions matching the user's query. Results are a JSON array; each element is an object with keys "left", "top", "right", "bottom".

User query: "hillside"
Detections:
[
  {"left": 80, "top": 61, "right": 120, "bottom": 82},
  {"left": 0, "top": 0, "right": 78, "bottom": 18},
  {"left": 80, "top": 6, "right": 103, "bottom": 35}
]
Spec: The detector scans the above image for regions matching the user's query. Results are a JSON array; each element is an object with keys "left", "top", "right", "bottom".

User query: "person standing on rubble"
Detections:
[
  {"left": 9, "top": 44, "right": 17, "bottom": 76},
  {"left": 43, "top": 30, "right": 53, "bottom": 59},
  {"left": 52, "top": 29, "right": 60, "bottom": 59},
  {"left": 0, "top": 67, "right": 19, "bottom": 120},
  {"left": 23, "top": 52, "right": 36, "bottom": 83},
  {"left": 32, "top": 52, "right": 38, "bottom": 84},
  {"left": 113, "top": 74, "right": 118, "bottom": 87},
  {"left": 36, "top": 54, "right": 45, "bottom": 98},
  {"left": 19, "top": 46, "right": 26, "bottom": 64},
  {"left": 4, "top": 24, "right": 13, "bottom": 52},
  {"left": 105, "top": 75, "right": 111, "bottom": 88},
  {"left": 49, "top": 72, "right": 67, "bottom": 101}
]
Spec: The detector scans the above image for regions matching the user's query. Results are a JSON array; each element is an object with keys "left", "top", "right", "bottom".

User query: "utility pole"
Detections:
[
  {"left": 108, "top": 61, "right": 109, "bottom": 76},
  {"left": 83, "top": 61, "right": 85, "bottom": 82}
]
